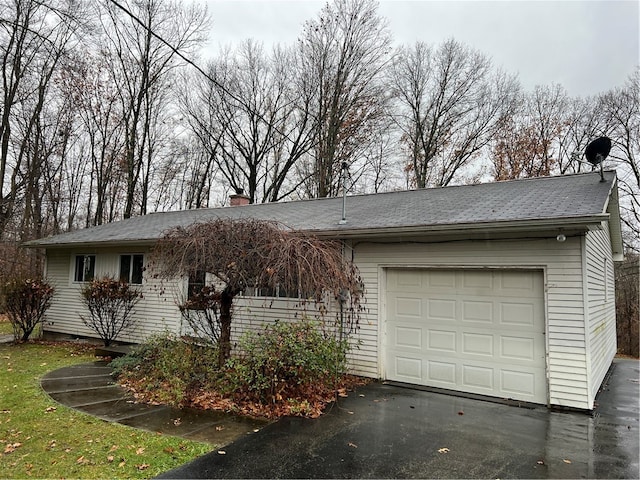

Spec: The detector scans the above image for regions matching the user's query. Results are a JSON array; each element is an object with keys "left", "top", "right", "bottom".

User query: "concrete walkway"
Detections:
[{"left": 40, "top": 361, "right": 269, "bottom": 445}]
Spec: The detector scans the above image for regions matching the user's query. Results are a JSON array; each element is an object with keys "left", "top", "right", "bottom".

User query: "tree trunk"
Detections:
[{"left": 218, "top": 288, "right": 234, "bottom": 367}]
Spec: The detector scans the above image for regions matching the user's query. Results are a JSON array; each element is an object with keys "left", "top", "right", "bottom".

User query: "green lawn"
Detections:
[
  {"left": 0, "top": 341, "right": 212, "bottom": 479},
  {"left": 0, "top": 316, "right": 12, "bottom": 335}
]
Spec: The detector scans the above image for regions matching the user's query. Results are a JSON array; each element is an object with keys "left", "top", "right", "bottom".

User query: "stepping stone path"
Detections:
[{"left": 41, "top": 361, "right": 269, "bottom": 444}]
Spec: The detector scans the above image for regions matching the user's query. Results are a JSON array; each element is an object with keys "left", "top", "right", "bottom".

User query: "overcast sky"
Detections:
[{"left": 199, "top": 0, "right": 639, "bottom": 97}]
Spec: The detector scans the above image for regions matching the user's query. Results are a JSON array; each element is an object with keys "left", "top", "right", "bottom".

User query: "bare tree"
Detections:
[
  {"left": 556, "top": 96, "right": 607, "bottom": 174},
  {"left": 181, "top": 42, "right": 315, "bottom": 204},
  {"left": 0, "top": 0, "right": 82, "bottom": 239},
  {"left": 297, "top": 0, "right": 392, "bottom": 198},
  {"left": 98, "top": 0, "right": 209, "bottom": 219},
  {"left": 598, "top": 69, "right": 640, "bottom": 252},
  {"left": 150, "top": 218, "right": 363, "bottom": 367},
  {"left": 390, "top": 39, "right": 519, "bottom": 188},
  {"left": 65, "top": 50, "right": 127, "bottom": 226}
]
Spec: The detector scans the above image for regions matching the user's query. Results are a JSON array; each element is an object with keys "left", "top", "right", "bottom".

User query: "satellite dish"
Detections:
[{"left": 584, "top": 136, "right": 611, "bottom": 182}]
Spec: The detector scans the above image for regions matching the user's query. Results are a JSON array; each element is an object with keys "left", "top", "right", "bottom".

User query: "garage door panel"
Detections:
[
  {"left": 500, "top": 302, "right": 536, "bottom": 326},
  {"left": 462, "top": 332, "right": 494, "bottom": 356},
  {"left": 500, "top": 335, "right": 535, "bottom": 360},
  {"left": 462, "top": 270, "right": 494, "bottom": 290},
  {"left": 462, "top": 300, "right": 493, "bottom": 323},
  {"left": 395, "top": 296, "right": 422, "bottom": 317},
  {"left": 500, "top": 271, "right": 536, "bottom": 291},
  {"left": 461, "top": 364, "right": 494, "bottom": 390},
  {"left": 395, "top": 356, "right": 422, "bottom": 380},
  {"left": 427, "top": 329, "right": 456, "bottom": 352},
  {"left": 427, "top": 360, "right": 456, "bottom": 384},
  {"left": 396, "top": 270, "right": 422, "bottom": 287},
  {"left": 427, "top": 298, "right": 456, "bottom": 321},
  {"left": 427, "top": 270, "right": 456, "bottom": 288},
  {"left": 501, "top": 369, "right": 538, "bottom": 397},
  {"left": 395, "top": 326, "right": 422, "bottom": 349},
  {"left": 386, "top": 269, "right": 546, "bottom": 404}
]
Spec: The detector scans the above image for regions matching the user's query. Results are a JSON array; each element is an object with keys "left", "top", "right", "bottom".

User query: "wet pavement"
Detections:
[
  {"left": 40, "top": 361, "right": 270, "bottom": 445},
  {"left": 157, "top": 358, "right": 639, "bottom": 479}
]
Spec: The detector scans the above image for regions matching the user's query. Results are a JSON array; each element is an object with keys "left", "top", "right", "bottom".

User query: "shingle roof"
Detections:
[{"left": 27, "top": 171, "right": 617, "bottom": 247}]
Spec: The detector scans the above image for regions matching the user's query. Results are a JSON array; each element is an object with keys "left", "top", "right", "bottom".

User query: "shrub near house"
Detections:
[
  {"left": 111, "top": 320, "right": 352, "bottom": 418},
  {"left": 80, "top": 277, "right": 141, "bottom": 346}
]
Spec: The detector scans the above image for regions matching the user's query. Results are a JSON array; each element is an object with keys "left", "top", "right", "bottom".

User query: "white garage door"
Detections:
[{"left": 385, "top": 269, "right": 547, "bottom": 404}]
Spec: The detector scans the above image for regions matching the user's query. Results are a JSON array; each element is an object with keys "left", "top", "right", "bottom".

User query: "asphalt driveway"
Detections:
[{"left": 158, "top": 358, "right": 639, "bottom": 479}]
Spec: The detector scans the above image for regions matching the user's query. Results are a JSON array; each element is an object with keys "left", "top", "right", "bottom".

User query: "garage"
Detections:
[{"left": 385, "top": 268, "right": 547, "bottom": 404}]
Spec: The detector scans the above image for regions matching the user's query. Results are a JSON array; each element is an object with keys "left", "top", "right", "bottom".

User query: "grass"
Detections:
[
  {"left": 0, "top": 314, "right": 12, "bottom": 335},
  {"left": 0, "top": 341, "right": 212, "bottom": 479}
]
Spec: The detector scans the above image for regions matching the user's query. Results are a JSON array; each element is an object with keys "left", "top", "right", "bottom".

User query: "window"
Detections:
[
  {"left": 187, "top": 270, "right": 206, "bottom": 298},
  {"left": 120, "top": 254, "right": 144, "bottom": 284},
  {"left": 246, "top": 284, "right": 304, "bottom": 299},
  {"left": 74, "top": 255, "right": 95, "bottom": 282}
]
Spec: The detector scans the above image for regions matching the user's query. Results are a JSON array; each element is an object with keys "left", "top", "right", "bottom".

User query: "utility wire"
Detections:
[{"left": 107, "top": 0, "right": 303, "bottom": 145}]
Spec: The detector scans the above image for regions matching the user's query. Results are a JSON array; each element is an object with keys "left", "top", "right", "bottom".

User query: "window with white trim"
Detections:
[
  {"left": 74, "top": 255, "right": 96, "bottom": 282},
  {"left": 119, "top": 254, "right": 144, "bottom": 284}
]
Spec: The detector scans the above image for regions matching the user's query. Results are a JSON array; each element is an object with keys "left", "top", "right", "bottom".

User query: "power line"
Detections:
[{"left": 107, "top": 0, "right": 301, "bottom": 144}]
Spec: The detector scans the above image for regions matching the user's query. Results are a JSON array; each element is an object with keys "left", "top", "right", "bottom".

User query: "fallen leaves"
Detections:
[
  {"left": 121, "top": 374, "right": 369, "bottom": 419},
  {"left": 136, "top": 463, "right": 150, "bottom": 470},
  {"left": 3, "top": 442, "right": 22, "bottom": 454},
  {"left": 44, "top": 406, "right": 56, "bottom": 413}
]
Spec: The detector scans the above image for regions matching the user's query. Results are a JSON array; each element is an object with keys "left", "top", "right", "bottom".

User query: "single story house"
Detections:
[{"left": 26, "top": 171, "right": 624, "bottom": 410}]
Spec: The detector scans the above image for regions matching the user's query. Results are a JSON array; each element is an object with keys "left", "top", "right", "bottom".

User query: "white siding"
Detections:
[
  {"left": 584, "top": 226, "right": 617, "bottom": 407},
  {"left": 43, "top": 230, "right": 614, "bottom": 410},
  {"left": 44, "top": 248, "right": 343, "bottom": 349},
  {"left": 44, "top": 247, "right": 182, "bottom": 343},
  {"left": 351, "top": 236, "right": 591, "bottom": 409}
]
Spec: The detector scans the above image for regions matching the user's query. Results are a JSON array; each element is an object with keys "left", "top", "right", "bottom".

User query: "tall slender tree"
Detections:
[{"left": 297, "top": 0, "right": 392, "bottom": 198}]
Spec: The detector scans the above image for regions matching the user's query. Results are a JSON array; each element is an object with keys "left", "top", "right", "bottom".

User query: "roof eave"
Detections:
[
  {"left": 24, "top": 238, "right": 158, "bottom": 249},
  {"left": 304, "top": 215, "right": 611, "bottom": 239},
  {"left": 26, "top": 215, "right": 611, "bottom": 249}
]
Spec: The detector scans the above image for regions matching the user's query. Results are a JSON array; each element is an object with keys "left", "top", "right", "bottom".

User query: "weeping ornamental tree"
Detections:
[{"left": 150, "top": 218, "right": 363, "bottom": 367}]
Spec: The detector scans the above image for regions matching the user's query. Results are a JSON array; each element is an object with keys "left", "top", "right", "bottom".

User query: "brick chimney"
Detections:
[{"left": 230, "top": 189, "right": 250, "bottom": 206}]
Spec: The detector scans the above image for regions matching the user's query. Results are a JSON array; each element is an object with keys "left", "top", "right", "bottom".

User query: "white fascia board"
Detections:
[{"left": 314, "top": 215, "right": 610, "bottom": 240}]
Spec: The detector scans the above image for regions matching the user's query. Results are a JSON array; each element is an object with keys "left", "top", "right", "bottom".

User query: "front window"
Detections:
[
  {"left": 246, "top": 284, "right": 304, "bottom": 299},
  {"left": 74, "top": 255, "right": 95, "bottom": 282},
  {"left": 187, "top": 270, "right": 206, "bottom": 298},
  {"left": 120, "top": 254, "right": 144, "bottom": 284}
]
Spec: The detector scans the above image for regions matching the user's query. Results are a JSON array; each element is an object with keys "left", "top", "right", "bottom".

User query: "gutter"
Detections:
[
  {"left": 311, "top": 214, "right": 611, "bottom": 239},
  {"left": 24, "top": 214, "right": 610, "bottom": 249}
]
